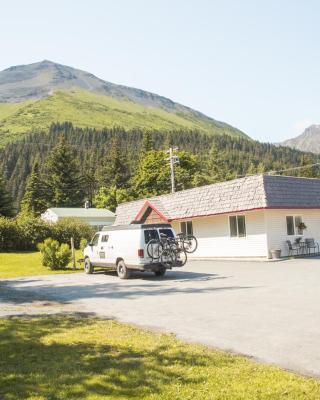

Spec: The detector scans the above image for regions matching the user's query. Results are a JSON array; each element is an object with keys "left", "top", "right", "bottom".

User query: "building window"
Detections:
[
  {"left": 286, "top": 216, "right": 303, "bottom": 236},
  {"left": 229, "top": 215, "right": 246, "bottom": 237},
  {"left": 180, "top": 221, "right": 193, "bottom": 236}
]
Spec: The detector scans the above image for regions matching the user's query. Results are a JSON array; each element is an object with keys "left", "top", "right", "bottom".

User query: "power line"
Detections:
[{"left": 237, "top": 162, "right": 320, "bottom": 178}]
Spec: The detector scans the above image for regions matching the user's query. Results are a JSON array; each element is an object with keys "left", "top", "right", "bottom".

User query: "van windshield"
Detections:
[
  {"left": 144, "top": 229, "right": 159, "bottom": 244},
  {"left": 159, "top": 229, "right": 174, "bottom": 238}
]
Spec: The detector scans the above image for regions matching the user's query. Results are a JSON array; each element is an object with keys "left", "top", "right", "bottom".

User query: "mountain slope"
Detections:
[
  {"left": 282, "top": 125, "right": 320, "bottom": 154},
  {"left": 0, "top": 60, "right": 247, "bottom": 146}
]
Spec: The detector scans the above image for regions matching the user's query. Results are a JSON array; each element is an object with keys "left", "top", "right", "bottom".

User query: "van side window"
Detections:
[
  {"left": 144, "top": 230, "right": 159, "bottom": 244},
  {"left": 159, "top": 229, "right": 174, "bottom": 238},
  {"left": 101, "top": 235, "right": 109, "bottom": 242},
  {"left": 91, "top": 234, "right": 100, "bottom": 246}
]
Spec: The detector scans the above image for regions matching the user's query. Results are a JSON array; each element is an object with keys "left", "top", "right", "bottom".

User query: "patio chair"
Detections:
[
  {"left": 286, "top": 240, "right": 300, "bottom": 256},
  {"left": 305, "top": 238, "right": 320, "bottom": 254}
]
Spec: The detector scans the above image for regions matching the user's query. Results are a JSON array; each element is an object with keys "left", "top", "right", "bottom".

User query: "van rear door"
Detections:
[{"left": 143, "top": 229, "right": 160, "bottom": 261}]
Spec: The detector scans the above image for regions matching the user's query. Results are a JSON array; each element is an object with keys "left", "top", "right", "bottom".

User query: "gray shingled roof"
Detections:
[{"left": 114, "top": 175, "right": 320, "bottom": 225}]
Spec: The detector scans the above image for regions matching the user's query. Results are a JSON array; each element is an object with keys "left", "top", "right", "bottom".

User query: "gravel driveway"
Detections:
[{"left": 1, "top": 258, "right": 320, "bottom": 377}]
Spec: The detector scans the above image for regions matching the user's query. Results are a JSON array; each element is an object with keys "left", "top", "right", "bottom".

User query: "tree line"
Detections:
[{"left": 0, "top": 122, "right": 319, "bottom": 217}]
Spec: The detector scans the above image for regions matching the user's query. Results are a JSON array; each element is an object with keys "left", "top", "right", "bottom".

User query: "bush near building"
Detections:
[{"left": 0, "top": 216, "right": 94, "bottom": 251}]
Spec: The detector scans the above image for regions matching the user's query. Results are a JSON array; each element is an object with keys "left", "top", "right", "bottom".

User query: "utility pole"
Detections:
[{"left": 166, "top": 147, "right": 179, "bottom": 193}]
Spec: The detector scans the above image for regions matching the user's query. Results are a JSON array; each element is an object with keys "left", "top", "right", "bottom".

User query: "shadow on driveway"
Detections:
[{"left": 1, "top": 270, "right": 257, "bottom": 306}]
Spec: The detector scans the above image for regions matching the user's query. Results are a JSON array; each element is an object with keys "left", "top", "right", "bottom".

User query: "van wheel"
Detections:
[
  {"left": 117, "top": 261, "right": 131, "bottom": 279},
  {"left": 84, "top": 258, "right": 94, "bottom": 274},
  {"left": 154, "top": 267, "right": 166, "bottom": 277}
]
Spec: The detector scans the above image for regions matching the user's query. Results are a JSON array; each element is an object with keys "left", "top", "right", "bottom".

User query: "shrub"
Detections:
[
  {"left": 51, "top": 218, "right": 94, "bottom": 249},
  {"left": 16, "top": 215, "right": 51, "bottom": 250},
  {"left": 0, "top": 217, "right": 19, "bottom": 251},
  {"left": 0, "top": 216, "right": 94, "bottom": 251},
  {"left": 80, "top": 237, "right": 88, "bottom": 252},
  {"left": 38, "top": 238, "right": 71, "bottom": 270}
]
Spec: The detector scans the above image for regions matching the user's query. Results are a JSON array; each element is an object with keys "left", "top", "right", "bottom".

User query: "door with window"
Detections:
[
  {"left": 98, "top": 234, "right": 109, "bottom": 263},
  {"left": 88, "top": 233, "right": 100, "bottom": 264}
]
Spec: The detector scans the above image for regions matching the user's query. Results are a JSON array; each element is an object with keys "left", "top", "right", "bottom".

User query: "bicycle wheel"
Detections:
[
  {"left": 183, "top": 235, "right": 198, "bottom": 253},
  {"left": 175, "top": 248, "right": 187, "bottom": 266},
  {"left": 160, "top": 248, "right": 174, "bottom": 268},
  {"left": 147, "top": 239, "right": 163, "bottom": 260}
]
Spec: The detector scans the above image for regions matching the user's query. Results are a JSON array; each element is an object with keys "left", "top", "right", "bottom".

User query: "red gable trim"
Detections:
[
  {"left": 169, "top": 206, "right": 320, "bottom": 222},
  {"left": 134, "top": 200, "right": 169, "bottom": 223}
]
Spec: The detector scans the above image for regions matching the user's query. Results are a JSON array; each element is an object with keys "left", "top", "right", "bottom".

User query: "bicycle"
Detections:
[
  {"left": 147, "top": 233, "right": 188, "bottom": 267},
  {"left": 176, "top": 233, "right": 198, "bottom": 253}
]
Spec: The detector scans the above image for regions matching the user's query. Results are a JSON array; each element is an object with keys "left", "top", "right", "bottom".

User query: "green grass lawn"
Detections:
[
  {"left": 0, "top": 251, "right": 83, "bottom": 279},
  {"left": 0, "top": 315, "right": 319, "bottom": 400}
]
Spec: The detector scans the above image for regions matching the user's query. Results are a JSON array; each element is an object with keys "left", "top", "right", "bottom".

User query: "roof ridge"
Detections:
[
  {"left": 261, "top": 175, "right": 269, "bottom": 208},
  {"left": 118, "top": 174, "right": 265, "bottom": 209}
]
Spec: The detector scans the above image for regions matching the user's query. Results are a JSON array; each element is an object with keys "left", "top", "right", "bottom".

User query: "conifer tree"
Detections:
[
  {"left": 0, "top": 176, "right": 14, "bottom": 217},
  {"left": 141, "top": 130, "right": 153, "bottom": 153},
  {"left": 96, "top": 135, "right": 129, "bottom": 189},
  {"left": 299, "top": 154, "right": 315, "bottom": 178},
  {"left": 257, "top": 162, "right": 266, "bottom": 173},
  {"left": 205, "top": 145, "right": 228, "bottom": 183},
  {"left": 246, "top": 162, "right": 257, "bottom": 175},
  {"left": 20, "top": 162, "right": 48, "bottom": 216},
  {"left": 44, "top": 135, "right": 84, "bottom": 207}
]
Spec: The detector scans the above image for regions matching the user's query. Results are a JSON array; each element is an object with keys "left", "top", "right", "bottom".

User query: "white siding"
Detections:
[
  {"left": 265, "top": 209, "right": 320, "bottom": 257},
  {"left": 171, "top": 210, "right": 268, "bottom": 258}
]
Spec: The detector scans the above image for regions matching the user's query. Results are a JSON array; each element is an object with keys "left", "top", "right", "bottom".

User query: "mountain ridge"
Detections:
[
  {"left": 281, "top": 124, "right": 320, "bottom": 154},
  {"left": 0, "top": 60, "right": 248, "bottom": 146}
]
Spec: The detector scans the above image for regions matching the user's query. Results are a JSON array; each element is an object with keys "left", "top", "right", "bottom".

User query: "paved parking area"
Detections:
[{"left": 1, "top": 258, "right": 320, "bottom": 376}]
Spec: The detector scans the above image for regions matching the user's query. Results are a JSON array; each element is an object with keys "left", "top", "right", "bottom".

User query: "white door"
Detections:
[
  {"left": 98, "top": 233, "right": 110, "bottom": 264},
  {"left": 88, "top": 233, "right": 100, "bottom": 264}
]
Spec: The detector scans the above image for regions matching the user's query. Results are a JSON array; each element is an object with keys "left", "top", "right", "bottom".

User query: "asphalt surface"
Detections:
[{"left": 1, "top": 258, "right": 320, "bottom": 377}]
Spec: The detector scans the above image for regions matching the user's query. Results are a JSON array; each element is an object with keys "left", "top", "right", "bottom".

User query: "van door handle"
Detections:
[
  {"left": 101, "top": 246, "right": 104, "bottom": 250},
  {"left": 109, "top": 246, "right": 114, "bottom": 249}
]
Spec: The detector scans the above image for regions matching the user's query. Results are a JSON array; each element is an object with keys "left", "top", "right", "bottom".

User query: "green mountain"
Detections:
[{"left": 0, "top": 60, "right": 247, "bottom": 146}]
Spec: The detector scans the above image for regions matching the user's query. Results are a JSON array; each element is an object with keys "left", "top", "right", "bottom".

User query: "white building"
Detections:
[
  {"left": 114, "top": 175, "right": 320, "bottom": 259},
  {"left": 41, "top": 207, "right": 115, "bottom": 230}
]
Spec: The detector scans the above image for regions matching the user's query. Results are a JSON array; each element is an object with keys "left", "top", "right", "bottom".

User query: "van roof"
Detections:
[{"left": 102, "top": 223, "right": 172, "bottom": 232}]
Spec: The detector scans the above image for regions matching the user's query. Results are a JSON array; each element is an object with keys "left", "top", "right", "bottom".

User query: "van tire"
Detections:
[
  {"left": 117, "top": 260, "right": 131, "bottom": 279},
  {"left": 84, "top": 258, "right": 94, "bottom": 274},
  {"left": 154, "top": 267, "right": 166, "bottom": 277}
]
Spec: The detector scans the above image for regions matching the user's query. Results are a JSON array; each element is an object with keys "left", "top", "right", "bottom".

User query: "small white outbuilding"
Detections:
[
  {"left": 114, "top": 174, "right": 320, "bottom": 259},
  {"left": 41, "top": 207, "right": 115, "bottom": 230}
]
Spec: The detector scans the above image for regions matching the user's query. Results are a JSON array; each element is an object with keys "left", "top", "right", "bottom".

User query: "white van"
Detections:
[{"left": 83, "top": 223, "right": 177, "bottom": 279}]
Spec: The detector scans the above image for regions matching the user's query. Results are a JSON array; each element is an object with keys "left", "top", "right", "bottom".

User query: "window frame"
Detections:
[
  {"left": 101, "top": 234, "right": 109, "bottom": 243},
  {"left": 286, "top": 215, "right": 303, "bottom": 236},
  {"left": 91, "top": 233, "right": 100, "bottom": 246},
  {"left": 180, "top": 220, "right": 193, "bottom": 236},
  {"left": 229, "top": 214, "right": 246, "bottom": 238},
  {"left": 144, "top": 229, "right": 160, "bottom": 244}
]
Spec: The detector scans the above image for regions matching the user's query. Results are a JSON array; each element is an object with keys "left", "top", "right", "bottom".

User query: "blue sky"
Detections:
[{"left": 0, "top": 0, "right": 319, "bottom": 142}]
